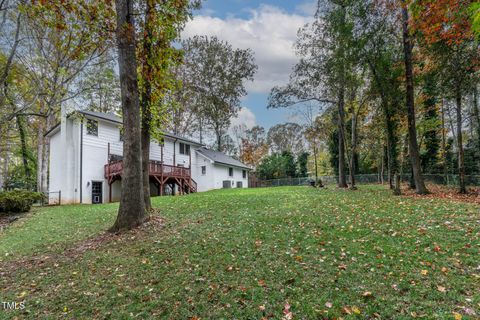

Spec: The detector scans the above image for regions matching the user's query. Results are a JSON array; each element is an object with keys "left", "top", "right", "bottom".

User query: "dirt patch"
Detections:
[
  {"left": 0, "top": 215, "right": 165, "bottom": 276},
  {"left": 0, "top": 212, "right": 30, "bottom": 232},
  {"left": 401, "top": 183, "right": 480, "bottom": 205}
]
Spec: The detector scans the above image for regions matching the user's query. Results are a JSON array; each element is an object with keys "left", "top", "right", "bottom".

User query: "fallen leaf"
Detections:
[
  {"left": 362, "top": 291, "right": 373, "bottom": 297},
  {"left": 325, "top": 302, "right": 333, "bottom": 308},
  {"left": 342, "top": 306, "right": 352, "bottom": 315},
  {"left": 453, "top": 312, "right": 462, "bottom": 320},
  {"left": 437, "top": 285, "right": 446, "bottom": 293},
  {"left": 421, "top": 269, "right": 428, "bottom": 276},
  {"left": 283, "top": 302, "right": 293, "bottom": 320},
  {"left": 352, "top": 306, "right": 361, "bottom": 314}
]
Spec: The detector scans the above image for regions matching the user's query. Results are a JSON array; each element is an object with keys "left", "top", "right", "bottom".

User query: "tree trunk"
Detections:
[
  {"left": 337, "top": 85, "right": 348, "bottom": 188},
  {"left": 380, "top": 146, "right": 385, "bottom": 184},
  {"left": 216, "top": 127, "right": 222, "bottom": 152},
  {"left": 16, "top": 115, "right": 31, "bottom": 182},
  {"left": 111, "top": 0, "right": 146, "bottom": 232},
  {"left": 455, "top": 85, "right": 466, "bottom": 194},
  {"left": 401, "top": 4, "right": 428, "bottom": 195},
  {"left": 313, "top": 143, "right": 318, "bottom": 183},
  {"left": 140, "top": 0, "right": 154, "bottom": 211},
  {"left": 349, "top": 112, "right": 357, "bottom": 189},
  {"left": 473, "top": 86, "right": 480, "bottom": 173},
  {"left": 36, "top": 114, "right": 45, "bottom": 192},
  {"left": 441, "top": 98, "right": 448, "bottom": 183}
]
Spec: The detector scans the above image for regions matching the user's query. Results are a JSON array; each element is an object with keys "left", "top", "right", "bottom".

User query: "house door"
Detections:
[{"left": 92, "top": 181, "right": 103, "bottom": 204}]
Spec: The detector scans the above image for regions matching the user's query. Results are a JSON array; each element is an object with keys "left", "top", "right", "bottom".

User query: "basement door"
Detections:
[{"left": 92, "top": 181, "right": 103, "bottom": 204}]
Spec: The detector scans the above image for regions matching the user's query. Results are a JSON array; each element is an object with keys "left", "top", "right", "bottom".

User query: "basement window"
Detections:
[{"left": 86, "top": 119, "right": 98, "bottom": 136}]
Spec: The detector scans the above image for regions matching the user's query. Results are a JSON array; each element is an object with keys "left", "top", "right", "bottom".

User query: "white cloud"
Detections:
[
  {"left": 182, "top": 5, "right": 313, "bottom": 94},
  {"left": 230, "top": 107, "right": 257, "bottom": 130},
  {"left": 295, "top": 0, "right": 318, "bottom": 16}
]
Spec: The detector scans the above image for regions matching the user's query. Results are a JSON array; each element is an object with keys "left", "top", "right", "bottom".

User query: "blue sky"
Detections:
[{"left": 183, "top": 0, "right": 316, "bottom": 130}]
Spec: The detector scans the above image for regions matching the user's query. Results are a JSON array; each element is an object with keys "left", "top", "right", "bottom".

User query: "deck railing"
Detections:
[{"left": 105, "top": 160, "right": 191, "bottom": 179}]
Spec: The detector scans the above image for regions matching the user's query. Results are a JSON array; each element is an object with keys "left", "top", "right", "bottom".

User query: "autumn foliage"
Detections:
[{"left": 411, "top": 0, "right": 475, "bottom": 46}]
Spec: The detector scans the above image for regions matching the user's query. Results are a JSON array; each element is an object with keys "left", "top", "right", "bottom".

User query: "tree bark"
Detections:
[
  {"left": 215, "top": 126, "right": 222, "bottom": 151},
  {"left": 401, "top": 4, "right": 428, "bottom": 194},
  {"left": 441, "top": 98, "right": 448, "bottom": 183},
  {"left": 455, "top": 85, "right": 466, "bottom": 194},
  {"left": 36, "top": 111, "right": 45, "bottom": 192},
  {"left": 337, "top": 85, "right": 348, "bottom": 188},
  {"left": 140, "top": 0, "right": 154, "bottom": 211},
  {"left": 349, "top": 110, "right": 357, "bottom": 189},
  {"left": 16, "top": 115, "right": 31, "bottom": 182},
  {"left": 111, "top": 0, "right": 146, "bottom": 232},
  {"left": 313, "top": 142, "right": 318, "bottom": 183},
  {"left": 473, "top": 86, "right": 480, "bottom": 173}
]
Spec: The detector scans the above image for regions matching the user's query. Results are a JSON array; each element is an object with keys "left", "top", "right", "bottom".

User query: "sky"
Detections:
[{"left": 181, "top": 0, "right": 317, "bottom": 131}]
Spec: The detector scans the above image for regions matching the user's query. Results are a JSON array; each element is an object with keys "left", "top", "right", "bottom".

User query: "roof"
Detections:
[
  {"left": 45, "top": 110, "right": 203, "bottom": 146},
  {"left": 196, "top": 147, "right": 251, "bottom": 170}
]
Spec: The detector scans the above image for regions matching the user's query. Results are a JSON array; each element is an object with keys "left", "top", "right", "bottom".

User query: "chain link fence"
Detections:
[{"left": 250, "top": 174, "right": 480, "bottom": 188}]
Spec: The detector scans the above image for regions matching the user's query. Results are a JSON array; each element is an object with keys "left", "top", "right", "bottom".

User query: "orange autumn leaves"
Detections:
[{"left": 411, "top": 0, "right": 475, "bottom": 46}]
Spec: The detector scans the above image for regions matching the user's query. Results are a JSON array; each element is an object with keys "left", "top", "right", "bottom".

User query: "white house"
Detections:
[{"left": 45, "top": 110, "right": 250, "bottom": 204}]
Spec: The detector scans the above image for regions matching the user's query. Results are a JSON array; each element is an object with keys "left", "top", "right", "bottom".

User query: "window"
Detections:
[
  {"left": 201, "top": 166, "right": 206, "bottom": 175},
  {"left": 179, "top": 142, "right": 190, "bottom": 155},
  {"left": 86, "top": 119, "right": 98, "bottom": 136},
  {"left": 228, "top": 167, "right": 233, "bottom": 177},
  {"left": 242, "top": 170, "right": 247, "bottom": 179}
]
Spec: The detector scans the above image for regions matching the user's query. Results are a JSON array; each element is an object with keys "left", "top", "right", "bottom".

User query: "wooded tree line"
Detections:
[{"left": 266, "top": 0, "right": 480, "bottom": 195}]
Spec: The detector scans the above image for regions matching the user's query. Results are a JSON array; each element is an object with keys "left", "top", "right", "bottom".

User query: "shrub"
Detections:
[{"left": 0, "top": 190, "right": 44, "bottom": 215}]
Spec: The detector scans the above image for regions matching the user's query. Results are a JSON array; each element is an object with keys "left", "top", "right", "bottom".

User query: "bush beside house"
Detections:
[{"left": 0, "top": 190, "right": 44, "bottom": 215}]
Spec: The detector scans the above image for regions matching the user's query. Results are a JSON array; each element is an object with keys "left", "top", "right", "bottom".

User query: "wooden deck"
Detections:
[{"left": 104, "top": 160, "right": 197, "bottom": 201}]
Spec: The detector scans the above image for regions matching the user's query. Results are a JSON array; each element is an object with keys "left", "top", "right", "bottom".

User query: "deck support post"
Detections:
[{"left": 109, "top": 182, "right": 112, "bottom": 203}]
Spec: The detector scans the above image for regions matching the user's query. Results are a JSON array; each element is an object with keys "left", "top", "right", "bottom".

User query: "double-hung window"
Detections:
[{"left": 179, "top": 143, "right": 190, "bottom": 155}]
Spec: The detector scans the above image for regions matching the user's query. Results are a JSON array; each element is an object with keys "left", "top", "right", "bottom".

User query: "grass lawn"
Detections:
[{"left": 0, "top": 186, "right": 478, "bottom": 319}]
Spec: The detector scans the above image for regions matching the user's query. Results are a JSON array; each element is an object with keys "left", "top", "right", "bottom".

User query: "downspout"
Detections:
[
  {"left": 80, "top": 120, "right": 83, "bottom": 203},
  {"left": 173, "top": 139, "right": 177, "bottom": 166}
]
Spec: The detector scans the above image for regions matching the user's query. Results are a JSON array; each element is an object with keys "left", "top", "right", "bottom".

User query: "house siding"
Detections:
[{"left": 48, "top": 113, "right": 248, "bottom": 204}]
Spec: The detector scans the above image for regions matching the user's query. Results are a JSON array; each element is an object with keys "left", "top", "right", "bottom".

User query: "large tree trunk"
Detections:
[
  {"left": 455, "top": 85, "right": 466, "bottom": 194},
  {"left": 111, "top": 0, "right": 146, "bottom": 232},
  {"left": 337, "top": 84, "right": 348, "bottom": 188},
  {"left": 140, "top": 0, "right": 154, "bottom": 211},
  {"left": 401, "top": 4, "right": 428, "bottom": 195}
]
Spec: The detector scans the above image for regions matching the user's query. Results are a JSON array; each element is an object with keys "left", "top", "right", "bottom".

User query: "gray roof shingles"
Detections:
[{"left": 196, "top": 147, "right": 250, "bottom": 170}]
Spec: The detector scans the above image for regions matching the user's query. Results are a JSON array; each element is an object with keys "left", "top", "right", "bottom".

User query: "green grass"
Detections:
[{"left": 0, "top": 186, "right": 478, "bottom": 319}]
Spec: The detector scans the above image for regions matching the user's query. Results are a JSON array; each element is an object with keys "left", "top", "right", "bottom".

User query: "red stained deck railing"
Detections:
[{"left": 105, "top": 160, "right": 191, "bottom": 179}]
